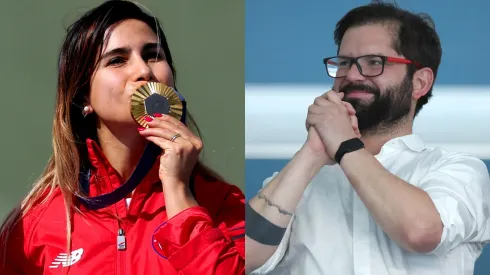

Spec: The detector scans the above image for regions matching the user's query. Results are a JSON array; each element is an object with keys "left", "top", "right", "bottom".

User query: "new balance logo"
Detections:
[{"left": 48, "top": 248, "right": 84, "bottom": 269}]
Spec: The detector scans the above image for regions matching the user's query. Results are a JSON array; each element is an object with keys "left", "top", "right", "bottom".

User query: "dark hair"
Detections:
[{"left": 333, "top": 1, "right": 442, "bottom": 116}]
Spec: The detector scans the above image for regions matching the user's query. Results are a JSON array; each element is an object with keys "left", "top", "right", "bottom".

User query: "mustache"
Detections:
[{"left": 339, "top": 83, "right": 380, "bottom": 96}]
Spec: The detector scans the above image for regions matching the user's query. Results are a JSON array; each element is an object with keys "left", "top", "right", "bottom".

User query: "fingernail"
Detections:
[
  {"left": 153, "top": 113, "right": 162, "bottom": 117},
  {"left": 144, "top": 116, "right": 153, "bottom": 122},
  {"left": 137, "top": 127, "right": 146, "bottom": 131}
]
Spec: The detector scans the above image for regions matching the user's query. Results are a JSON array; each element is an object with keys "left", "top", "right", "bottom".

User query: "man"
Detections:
[{"left": 245, "top": 2, "right": 490, "bottom": 275}]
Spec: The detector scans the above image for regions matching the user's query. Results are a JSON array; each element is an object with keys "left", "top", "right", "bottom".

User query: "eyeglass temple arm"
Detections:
[{"left": 386, "top": 56, "right": 422, "bottom": 68}]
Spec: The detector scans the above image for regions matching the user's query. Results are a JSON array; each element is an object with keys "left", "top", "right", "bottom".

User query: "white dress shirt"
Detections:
[{"left": 251, "top": 134, "right": 490, "bottom": 275}]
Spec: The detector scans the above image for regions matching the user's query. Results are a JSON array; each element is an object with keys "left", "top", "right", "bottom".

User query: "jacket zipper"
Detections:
[
  {"left": 117, "top": 228, "right": 127, "bottom": 251},
  {"left": 115, "top": 199, "right": 128, "bottom": 275},
  {"left": 117, "top": 224, "right": 127, "bottom": 275}
]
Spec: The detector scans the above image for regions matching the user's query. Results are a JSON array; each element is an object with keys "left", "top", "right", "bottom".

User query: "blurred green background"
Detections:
[{"left": 0, "top": 0, "right": 244, "bottom": 220}]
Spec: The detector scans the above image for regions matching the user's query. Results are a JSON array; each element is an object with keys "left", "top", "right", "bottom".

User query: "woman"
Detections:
[{"left": 0, "top": 1, "right": 245, "bottom": 274}]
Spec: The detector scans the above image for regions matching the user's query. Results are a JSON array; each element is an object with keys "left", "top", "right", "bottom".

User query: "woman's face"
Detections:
[{"left": 89, "top": 19, "right": 174, "bottom": 130}]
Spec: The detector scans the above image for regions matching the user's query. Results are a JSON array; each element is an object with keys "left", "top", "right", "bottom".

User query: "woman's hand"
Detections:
[
  {"left": 138, "top": 113, "right": 201, "bottom": 218},
  {"left": 138, "top": 113, "right": 203, "bottom": 187}
]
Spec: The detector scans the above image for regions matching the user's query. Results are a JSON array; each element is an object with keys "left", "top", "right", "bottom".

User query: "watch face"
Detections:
[
  {"left": 335, "top": 138, "right": 364, "bottom": 163},
  {"left": 347, "top": 138, "right": 364, "bottom": 151},
  {"left": 130, "top": 82, "right": 184, "bottom": 128}
]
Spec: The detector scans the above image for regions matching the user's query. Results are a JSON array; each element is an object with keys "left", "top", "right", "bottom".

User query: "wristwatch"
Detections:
[{"left": 335, "top": 138, "right": 365, "bottom": 163}]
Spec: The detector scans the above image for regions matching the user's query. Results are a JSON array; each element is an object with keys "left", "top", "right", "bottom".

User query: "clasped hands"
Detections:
[{"left": 303, "top": 90, "right": 361, "bottom": 165}]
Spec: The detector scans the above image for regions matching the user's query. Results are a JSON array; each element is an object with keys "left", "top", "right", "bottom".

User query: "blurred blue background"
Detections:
[{"left": 245, "top": 0, "right": 490, "bottom": 273}]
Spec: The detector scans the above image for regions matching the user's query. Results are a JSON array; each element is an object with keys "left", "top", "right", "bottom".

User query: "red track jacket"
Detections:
[{"left": 0, "top": 139, "right": 245, "bottom": 274}]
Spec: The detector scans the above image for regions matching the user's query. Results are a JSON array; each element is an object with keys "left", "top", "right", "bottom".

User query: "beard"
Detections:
[{"left": 339, "top": 74, "right": 413, "bottom": 135}]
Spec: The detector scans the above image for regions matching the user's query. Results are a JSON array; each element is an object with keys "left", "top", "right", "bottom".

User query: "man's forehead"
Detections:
[{"left": 338, "top": 24, "right": 398, "bottom": 57}]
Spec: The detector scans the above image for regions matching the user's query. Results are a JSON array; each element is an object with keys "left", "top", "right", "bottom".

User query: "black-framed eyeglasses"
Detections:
[{"left": 322, "top": 55, "right": 422, "bottom": 78}]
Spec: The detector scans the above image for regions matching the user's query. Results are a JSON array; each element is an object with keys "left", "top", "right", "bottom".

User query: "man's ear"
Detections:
[{"left": 411, "top": 67, "right": 434, "bottom": 100}]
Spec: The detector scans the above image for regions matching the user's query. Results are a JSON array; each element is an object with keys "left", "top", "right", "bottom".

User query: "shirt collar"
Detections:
[{"left": 377, "top": 134, "right": 427, "bottom": 156}]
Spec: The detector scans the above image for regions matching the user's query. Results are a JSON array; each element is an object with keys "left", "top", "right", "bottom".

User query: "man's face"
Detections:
[{"left": 333, "top": 24, "right": 413, "bottom": 134}]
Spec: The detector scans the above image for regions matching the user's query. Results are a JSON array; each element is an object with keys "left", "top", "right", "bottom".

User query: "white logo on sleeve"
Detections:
[{"left": 48, "top": 248, "right": 84, "bottom": 269}]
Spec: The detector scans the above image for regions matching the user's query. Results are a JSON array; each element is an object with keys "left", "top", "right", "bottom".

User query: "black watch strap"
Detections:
[{"left": 335, "top": 138, "right": 365, "bottom": 163}]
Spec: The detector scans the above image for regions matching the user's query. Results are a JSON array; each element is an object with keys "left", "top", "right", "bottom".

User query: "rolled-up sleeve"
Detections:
[{"left": 418, "top": 154, "right": 490, "bottom": 256}]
